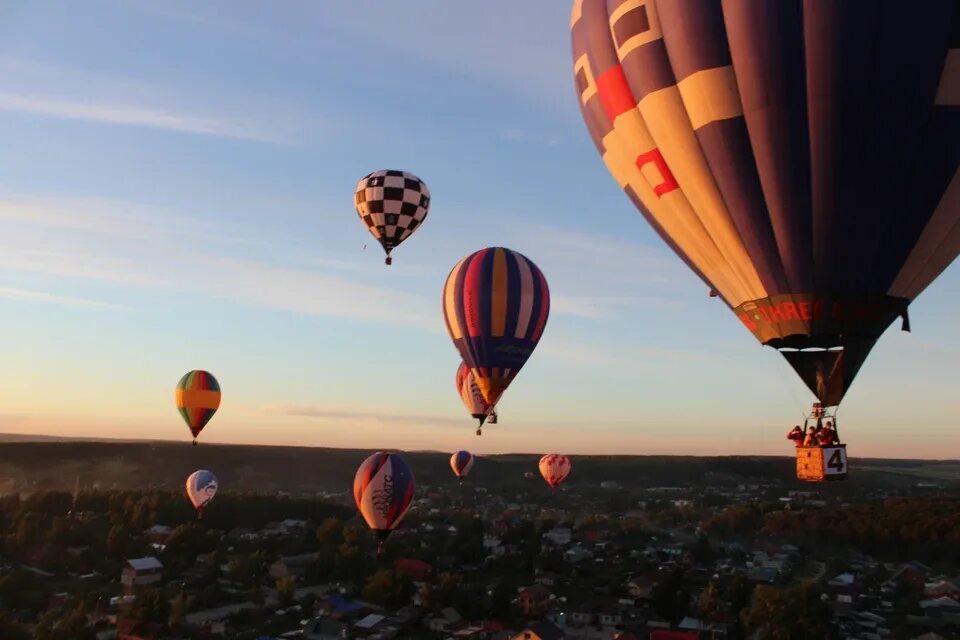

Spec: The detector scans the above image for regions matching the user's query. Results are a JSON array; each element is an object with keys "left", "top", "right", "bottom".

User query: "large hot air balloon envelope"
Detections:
[
  {"left": 450, "top": 450, "right": 475, "bottom": 480},
  {"left": 456, "top": 361, "right": 496, "bottom": 435},
  {"left": 186, "top": 469, "right": 218, "bottom": 519},
  {"left": 175, "top": 370, "right": 221, "bottom": 445},
  {"left": 570, "top": 0, "right": 960, "bottom": 407},
  {"left": 353, "top": 452, "right": 416, "bottom": 551},
  {"left": 539, "top": 454, "right": 572, "bottom": 489},
  {"left": 354, "top": 170, "right": 431, "bottom": 265},
  {"left": 443, "top": 247, "right": 550, "bottom": 408}
]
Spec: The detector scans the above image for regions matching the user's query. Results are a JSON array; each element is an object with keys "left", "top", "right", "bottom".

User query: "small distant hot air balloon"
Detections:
[
  {"left": 449, "top": 450, "right": 475, "bottom": 481},
  {"left": 539, "top": 454, "right": 571, "bottom": 490},
  {"left": 456, "top": 362, "right": 497, "bottom": 436},
  {"left": 354, "top": 170, "right": 431, "bottom": 265},
  {"left": 443, "top": 247, "right": 550, "bottom": 410},
  {"left": 175, "top": 370, "right": 221, "bottom": 445},
  {"left": 353, "top": 452, "right": 416, "bottom": 552},
  {"left": 186, "top": 469, "right": 218, "bottom": 519}
]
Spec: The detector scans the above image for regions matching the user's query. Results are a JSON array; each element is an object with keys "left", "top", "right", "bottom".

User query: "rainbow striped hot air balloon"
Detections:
[
  {"left": 443, "top": 247, "right": 550, "bottom": 411},
  {"left": 353, "top": 452, "right": 416, "bottom": 553},
  {"left": 449, "top": 450, "right": 475, "bottom": 481},
  {"left": 185, "top": 469, "right": 218, "bottom": 519},
  {"left": 175, "top": 370, "right": 221, "bottom": 446}
]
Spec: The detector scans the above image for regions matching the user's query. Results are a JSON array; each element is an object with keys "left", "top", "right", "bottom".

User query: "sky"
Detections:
[{"left": 0, "top": 0, "right": 957, "bottom": 459}]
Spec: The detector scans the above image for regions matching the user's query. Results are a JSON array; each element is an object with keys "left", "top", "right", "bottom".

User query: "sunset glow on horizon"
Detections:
[{"left": 1, "top": 1, "right": 958, "bottom": 460}]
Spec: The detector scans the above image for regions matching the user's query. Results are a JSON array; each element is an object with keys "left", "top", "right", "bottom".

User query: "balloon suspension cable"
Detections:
[{"left": 376, "top": 541, "right": 384, "bottom": 556}]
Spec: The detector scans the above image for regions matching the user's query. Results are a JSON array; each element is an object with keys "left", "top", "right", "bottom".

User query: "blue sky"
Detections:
[{"left": 0, "top": 0, "right": 957, "bottom": 458}]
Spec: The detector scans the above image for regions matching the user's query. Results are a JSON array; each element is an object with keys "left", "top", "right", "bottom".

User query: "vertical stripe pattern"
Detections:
[
  {"left": 442, "top": 247, "right": 551, "bottom": 406},
  {"left": 572, "top": 0, "right": 960, "bottom": 406},
  {"left": 353, "top": 452, "right": 416, "bottom": 535},
  {"left": 457, "top": 362, "right": 493, "bottom": 422},
  {"left": 175, "top": 370, "right": 221, "bottom": 438},
  {"left": 450, "top": 450, "right": 475, "bottom": 478}
]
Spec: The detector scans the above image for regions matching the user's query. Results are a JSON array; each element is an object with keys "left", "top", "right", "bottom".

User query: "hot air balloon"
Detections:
[
  {"left": 570, "top": 1, "right": 960, "bottom": 476},
  {"left": 456, "top": 362, "right": 497, "bottom": 436},
  {"left": 186, "top": 469, "right": 218, "bottom": 519},
  {"left": 449, "top": 450, "right": 475, "bottom": 481},
  {"left": 353, "top": 452, "right": 416, "bottom": 552},
  {"left": 443, "top": 248, "right": 550, "bottom": 411},
  {"left": 354, "top": 170, "right": 431, "bottom": 265},
  {"left": 175, "top": 370, "right": 221, "bottom": 445},
  {"left": 539, "top": 454, "right": 571, "bottom": 490}
]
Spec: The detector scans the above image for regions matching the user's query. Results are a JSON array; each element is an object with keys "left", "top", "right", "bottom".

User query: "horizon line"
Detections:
[{"left": 0, "top": 432, "right": 957, "bottom": 463}]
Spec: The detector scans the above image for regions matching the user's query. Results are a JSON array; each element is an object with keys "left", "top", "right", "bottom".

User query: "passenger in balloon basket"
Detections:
[
  {"left": 786, "top": 425, "right": 804, "bottom": 446},
  {"left": 820, "top": 421, "right": 839, "bottom": 445}
]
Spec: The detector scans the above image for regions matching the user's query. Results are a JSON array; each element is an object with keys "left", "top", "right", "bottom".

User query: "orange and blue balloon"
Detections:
[
  {"left": 175, "top": 370, "right": 221, "bottom": 445},
  {"left": 443, "top": 247, "right": 550, "bottom": 408},
  {"left": 457, "top": 362, "right": 495, "bottom": 435},
  {"left": 353, "top": 452, "right": 416, "bottom": 550}
]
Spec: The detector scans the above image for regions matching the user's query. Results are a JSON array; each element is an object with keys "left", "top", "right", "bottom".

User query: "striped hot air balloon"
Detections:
[
  {"left": 449, "top": 450, "right": 475, "bottom": 480},
  {"left": 175, "top": 370, "right": 221, "bottom": 445},
  {"left": 185, "top": 469, "right": 218, "bottom": 519},
  {"left": 353, "top": 452, "right": 416, "bottom": 552},
  {"left": 456, "top": 362, "right": 496, "bottom": 436},
  {"left": 539, "top": 454, "right": 571, "bottom": 490},
  {"left": 354, "top": 170, "right": 431, "bottom": 265},
  {"left": 443, "top": 248, "right": 550, "bottom": 410},
  {"left": 570, "top": 1, "right": 960, "bottom": 410}
]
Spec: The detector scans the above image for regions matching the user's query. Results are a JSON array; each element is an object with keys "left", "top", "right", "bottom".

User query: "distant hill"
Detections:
[{"left": 0, "top": 436, "right": 956, "bottom": 495}]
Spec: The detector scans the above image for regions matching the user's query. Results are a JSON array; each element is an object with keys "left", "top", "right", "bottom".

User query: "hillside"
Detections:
[{"left": 0, "top": 437, "right": 956, "bottom": 495}]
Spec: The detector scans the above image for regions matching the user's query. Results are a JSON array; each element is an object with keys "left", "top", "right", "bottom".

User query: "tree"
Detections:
[
  {"left": 316, "top": 517, "right": 343, "bottom": 548},
  {"left": 362, "top": 569, "right": 407, "bottom": 606},
  {"left": 652, "top": 569, "right": 689, "bottom": 624},
  {"left": 276, "top": 576, "right": 297, "bottom": 608},
  {"left": 0, "top": 612, "right": 28, "bottom": 640},
  {"left": 129, "top": 587, "right": 170, "bottom": 623},
  {"left": 741, "top": 584, "right": 835, "bottom": 640},
  {"left": 169, "top": 593, "right": 187, "bottom": 627},
  {"left": 697, "top": 582, "right": 721, "bottom": 621}
]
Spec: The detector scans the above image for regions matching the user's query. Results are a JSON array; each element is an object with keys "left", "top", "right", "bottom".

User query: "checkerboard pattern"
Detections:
[{"left": 354, "top": 170, "right": 431, "bottom": 258}]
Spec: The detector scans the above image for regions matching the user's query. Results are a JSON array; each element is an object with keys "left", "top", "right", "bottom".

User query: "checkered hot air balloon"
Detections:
[
  {"left": 449, "top": 450, "right": 475, "bottom": 481},
  {"left": 443, "top": 248, "right": 550, "bottom": 410},
  {"left": 353, "top": 452, "right": 416, "bottom": 553},
  {"left": 175, "top": 370, "right": 221, "bottom": 445},
  {"left": 570, "top": 1, "right": 960, "bottom": 409},
  {"left": 185, "top": 469, "right": 218, "bottom": 519},
  {"left": 354, "top": 170, "right": 430, "bottom": 265},
  {"left": 539, "top": 454, "right": 571, "bottom": 490},
  {"left": 456, "top": 361, "right": 497, "bottom": 436}
]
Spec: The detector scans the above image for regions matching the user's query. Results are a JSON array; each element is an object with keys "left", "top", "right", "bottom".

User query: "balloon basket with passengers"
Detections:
[{"left": 789, "top": 403, "right": 847, "bottom": 482}]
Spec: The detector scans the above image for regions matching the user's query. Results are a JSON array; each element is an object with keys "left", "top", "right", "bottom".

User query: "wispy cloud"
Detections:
[
  {"left": 0, "top": 286, "right": 130, "bottom": 310},
  {"left": 0, "top": 92, "right": 288, "bottom": 143},
  {"left": 262, "top": 404, "right": 464, "bottom": 428},
  {"left": 536, "top": 334, "right": 704, "bottom": 368}
]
